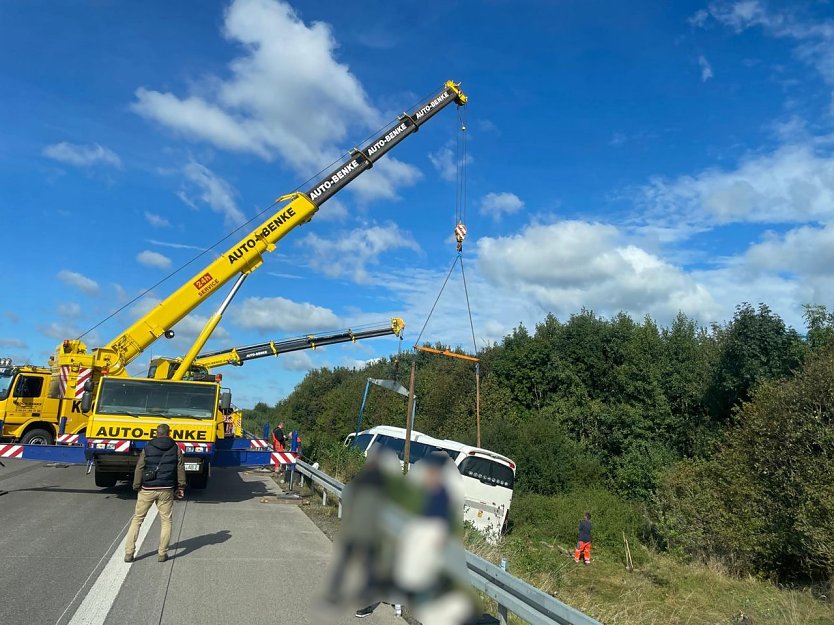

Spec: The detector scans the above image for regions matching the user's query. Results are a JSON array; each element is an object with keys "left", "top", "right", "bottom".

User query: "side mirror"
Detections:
[
  {"left": 219, "top": 391, "right": 232, "bottom": 413},
  {"left": 80, "top": 391, "right": 93, "bottom": 413}
]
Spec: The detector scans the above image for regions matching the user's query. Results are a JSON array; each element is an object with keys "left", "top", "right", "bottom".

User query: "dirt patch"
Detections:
[{"left": 269, "top": 471, "right": 342, "bottom": 541}]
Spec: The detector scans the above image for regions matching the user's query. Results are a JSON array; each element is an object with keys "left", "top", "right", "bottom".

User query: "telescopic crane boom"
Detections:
[
  {"left": 148, "top": 318, "right": 405, "bottom": 380},
  {"left": 51, "top": 81, "right": 467, "bottom": 399}
]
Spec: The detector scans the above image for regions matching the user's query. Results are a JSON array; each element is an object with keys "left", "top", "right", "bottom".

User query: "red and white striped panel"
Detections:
[
  {"left": 0, "top": 444, "right": 23, "bottom": 458},
  {"left": 249, "top": 439, "right": 269, "bottom": 449},
  {"left": 57, "top": 434, "right": 80, "bottom": 445},
  {"left": 87, "top": 439, "right": 130, "bottom": 452},
  {"left": 75, "top": 367, "right": 92, "bottom": 399},
  {"left": 59, "top": 366, "right": 70, "bottom": 397},
  {"left": 176, "top": 442, "right": 214, "bottom": 453},
  {"left": 270, "top": 452, "right": 297, "bottom": 466}
]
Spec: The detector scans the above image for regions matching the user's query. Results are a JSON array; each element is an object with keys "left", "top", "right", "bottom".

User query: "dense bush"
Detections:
[
  {"left": 242, "top": 303, "right": 834, "bottom": 582},
  {"left": 656, "top": 347, "right": 834, "bottom": 580}
]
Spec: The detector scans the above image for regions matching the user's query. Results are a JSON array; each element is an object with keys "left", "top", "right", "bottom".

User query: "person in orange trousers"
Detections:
[{"left": 574, "top": 511, "right": 592, "bottom": 565}]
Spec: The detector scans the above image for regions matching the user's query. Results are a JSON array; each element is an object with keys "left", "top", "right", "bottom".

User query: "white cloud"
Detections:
[
  {"left": 428, "top": 140, "right": 472, "bottom": 182},
  {"left": 42, "top": 142, "right": 122, "bottom": 168},
  {"left": 147, "top": 239, "right": 205, "bottom": 251},
  {"left": 635, "top": 143, "right": 834, "bottom": 236},
  {"left": 281, "top": 351, "right": 315, "bottom": 371},
  {"left": 479, "top": 192, "right": 524, "bottom": 220},
  {"left": 129, "top": 296, "right": 230, "bottom": 344},
  {"left": 137, "top": 250, "right": 173, "bottom": 270},
  {"left": 38, "top": 321, "right": 83, "bottom": 340},
  {"left": 689, "top": 8, "right": 710, "bottom": 27},
  {"left": 113, "top": 283, "right": 128, "bottom": 303},
  {"left": 171, "top": 315, "right": 230, "bottom": 341},
  {"left": 131, "top": 0, "right": 419, "bottom": 201},
  {"left": 0, "top": 338, "right": 26, "bottom": 348},
  {"left": 179, "top": 162, "right": 246, "bottom": 227},
  {"left": 301, "top": 222, "right": 421, "bottom": 283},
  {"left": 703, "top": 1, "right": 834, "bottom": 83},
  {"left": 476, "top": 221, "right": 720, "bottom": 322},
  {"left": 698, "top": 55, "right": 714, "bottom": 81},
  {"left": 144, "top": 211, "right": 171, "bottom": 228},
  {"left": 232, "top": 296, "right": 340, "bottom": 332},
  {"left": 57, "top": 270, "right": 99, "bottom": 294},
  {"left": 58, "top": 302, "right": 81, "bottom": 317}
]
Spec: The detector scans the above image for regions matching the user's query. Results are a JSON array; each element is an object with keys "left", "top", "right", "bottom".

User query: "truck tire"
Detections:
[
  {"left": 20, "top": 428, "right": 54, "bottom": 445},
  {"left": 94, "top": 468, "right": 118, "bottom": 488},
  {"left": 188, "top": 465, "right": 209, "bottom": 490}
]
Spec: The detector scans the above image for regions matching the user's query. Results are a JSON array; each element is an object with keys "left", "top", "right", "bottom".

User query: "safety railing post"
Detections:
[
  {"left": 322, "top": 490, "right": 327, "bottom": 506},
  {"left": 498, "top": 558, "right": 509, "bottom": 625},
  {"left": 337, "top": 501, "right": 342, "bottom": 519}
]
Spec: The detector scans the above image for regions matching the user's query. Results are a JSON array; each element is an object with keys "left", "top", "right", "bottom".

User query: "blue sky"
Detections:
[{"left": 3, "top": 0, "right": 834, "bottom": 407}]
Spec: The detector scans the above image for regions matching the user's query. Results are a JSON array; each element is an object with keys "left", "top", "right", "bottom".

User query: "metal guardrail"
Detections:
[{"left": 294, "top": 459, "right": 602, "bottom": 625}]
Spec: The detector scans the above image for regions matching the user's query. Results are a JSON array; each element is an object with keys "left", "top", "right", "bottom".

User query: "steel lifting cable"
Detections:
[
  {"left": 415, "top": 111, "right": 478, "bottom": 354},
  {"left": 413, "top": 255, "right": 460, "bottom": 347}
]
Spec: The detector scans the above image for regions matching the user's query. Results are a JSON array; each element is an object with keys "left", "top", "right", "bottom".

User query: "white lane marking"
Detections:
[{"left": 65, "top": 505, "right": 159, "bottom": 625}]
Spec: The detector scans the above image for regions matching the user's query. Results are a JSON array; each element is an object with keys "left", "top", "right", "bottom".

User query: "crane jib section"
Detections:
[
  {"left": 307, "top": 85, "right": 463, "bottom": 206},
  {"left": 94, "top": 82, "right": 464, "bottom": 372}
]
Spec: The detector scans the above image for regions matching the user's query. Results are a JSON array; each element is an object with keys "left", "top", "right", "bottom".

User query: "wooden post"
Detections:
[
  {"left": 475, "top": 362, "right": 481, "bottom": 448},
  {"left": 403, "top": 361, "right": 416, "bottom": 474}
]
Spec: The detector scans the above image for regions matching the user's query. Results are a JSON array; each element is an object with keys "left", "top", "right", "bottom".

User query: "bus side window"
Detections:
[
  {"left": 350, "top": 433, "right": 374, "bottom": 452},
  {"left": 375, "top": 435, "right": 405, "bottom": 459}
]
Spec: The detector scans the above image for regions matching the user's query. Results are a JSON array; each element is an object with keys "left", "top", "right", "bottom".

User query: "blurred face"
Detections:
[{"left": 423, "top": 464, "right": 443, "bottom": 489}]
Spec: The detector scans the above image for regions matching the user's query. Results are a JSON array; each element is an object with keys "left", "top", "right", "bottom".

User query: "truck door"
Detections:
[{"left": 7, "top": 374, "right": 46, "bottom": 424}]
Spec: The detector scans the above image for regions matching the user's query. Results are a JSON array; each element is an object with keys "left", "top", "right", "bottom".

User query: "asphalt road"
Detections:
[{"left": 0, "top": 459, "right": 399, "bottom": 625}]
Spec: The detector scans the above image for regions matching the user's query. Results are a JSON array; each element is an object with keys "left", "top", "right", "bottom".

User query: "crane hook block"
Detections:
[{"left": 455, "top": 222, "right": 467, "bottom": 252}]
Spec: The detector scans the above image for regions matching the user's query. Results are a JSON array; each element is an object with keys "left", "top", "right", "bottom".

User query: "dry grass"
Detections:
[{"left": 466, "top": 530, "right": 834, "bottom": 625}]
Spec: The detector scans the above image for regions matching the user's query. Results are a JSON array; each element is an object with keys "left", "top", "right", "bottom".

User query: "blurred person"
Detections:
[
  {"left": 327, "top": 445, "right": 394, "bottom": 610},
  {"left": 574, "top": 511, "right": 592, "bottom": 565},
  {"left": 124, "top": 424, "right": 185, "bottom": 563},
  {"left": 376, "top": 452, "right": 476, "bottom": 625}
]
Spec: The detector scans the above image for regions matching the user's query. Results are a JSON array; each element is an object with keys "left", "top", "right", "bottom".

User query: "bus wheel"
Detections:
[
  {"left": 94, "top": 468, "right": 118, "bottom": 488},
  {"left": 20, "top": 428, "right": 54, "bottom": 445}
]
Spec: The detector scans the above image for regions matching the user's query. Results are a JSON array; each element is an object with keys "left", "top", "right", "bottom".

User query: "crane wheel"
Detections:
[{"left": 20, "top": 428, "right": 54, "bottom": 445}]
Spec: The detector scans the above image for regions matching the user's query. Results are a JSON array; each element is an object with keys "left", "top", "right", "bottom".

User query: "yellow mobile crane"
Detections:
[
  {"left": 19, "top": 81, "right": 467, "bottom": 488},
  {"left": 148, "top": 318, "right": 405, "bottom": 381},
  {"left": 148, "top": 318, "right": 405, "bottom": 439}
]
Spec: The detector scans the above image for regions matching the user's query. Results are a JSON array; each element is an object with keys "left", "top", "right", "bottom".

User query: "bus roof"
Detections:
[{"left": 355, "top": 424, "right": 516, "bottom": 468}]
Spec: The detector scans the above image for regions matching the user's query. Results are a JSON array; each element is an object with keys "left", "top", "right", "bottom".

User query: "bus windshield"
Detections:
[{"left": 96, "top": 379, "right": 217, "bottom": 419}]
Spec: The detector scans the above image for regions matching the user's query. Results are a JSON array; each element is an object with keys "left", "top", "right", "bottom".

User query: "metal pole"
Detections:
[
  {"left": 475, "top": 362, "right": 481, "bottom": 447},
  {"left": 498, "top": 557, "right": 509, "bottom": 625},
  {"left": 173, "top": 273, "right": 248, "bottom": 380},
  {"left": 403, "top": 361, "right": 416, "bottom": 473},
  {"left": 355, "top": 379, "right": 372, "bottom": 436}
]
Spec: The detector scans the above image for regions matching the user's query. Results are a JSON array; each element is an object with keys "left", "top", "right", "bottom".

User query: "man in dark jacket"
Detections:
[
  {"left": 124, "top": 424, "right": 186, "bottom": 563},
  {"left": 272, "top": 421, "right": 286, "bottom": 451},
  {"left": 574, "top": 512, "right": 592, "bottom": 565}
]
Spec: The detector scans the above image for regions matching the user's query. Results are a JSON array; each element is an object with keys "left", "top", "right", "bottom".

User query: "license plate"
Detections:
[{"left": 184, "top": 462, "right": 201, "bottom": 472}]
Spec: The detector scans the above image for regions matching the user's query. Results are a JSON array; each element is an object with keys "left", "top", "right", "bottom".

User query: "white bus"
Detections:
[{"left": 344, "top": 425, "right": 516, "bottom": 542}]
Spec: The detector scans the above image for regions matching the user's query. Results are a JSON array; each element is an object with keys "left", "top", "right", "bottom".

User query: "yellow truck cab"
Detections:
[
  {"left": 83, "top": 376, "right": 230, "bottom": 489},
  {"left": 0, "top": 359, "right": 87, "bottom": 444}
]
